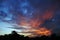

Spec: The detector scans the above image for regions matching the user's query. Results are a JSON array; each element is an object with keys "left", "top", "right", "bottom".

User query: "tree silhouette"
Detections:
[{"left": 0, "top": 31, "right": 60, "bottom": 40}]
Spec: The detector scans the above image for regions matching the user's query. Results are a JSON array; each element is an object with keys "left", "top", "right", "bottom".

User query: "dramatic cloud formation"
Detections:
[{"left": 0, "top": 0, "right": 60, "bottom": 37}]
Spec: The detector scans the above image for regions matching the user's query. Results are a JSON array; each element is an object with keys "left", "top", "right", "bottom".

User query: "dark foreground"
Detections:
[{"left": 0, "top": 31, "right": 60, "bottom": 40}]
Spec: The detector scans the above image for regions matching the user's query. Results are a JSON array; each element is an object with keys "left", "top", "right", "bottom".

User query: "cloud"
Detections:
[
  {"left": 8, "top": 26, "right": 27, "bottom": 30},
  {"left": 0, "top": 0, "right": 60, "bottom": 37}
]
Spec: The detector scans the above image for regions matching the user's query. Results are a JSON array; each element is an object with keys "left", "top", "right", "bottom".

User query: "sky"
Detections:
[{"left": 0, "top": 0, "right": 60, "bottom": 37}]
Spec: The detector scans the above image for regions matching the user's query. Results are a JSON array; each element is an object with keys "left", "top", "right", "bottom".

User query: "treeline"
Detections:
[{"left": 0, "top": 31, "right": 60, "bottom": 40}]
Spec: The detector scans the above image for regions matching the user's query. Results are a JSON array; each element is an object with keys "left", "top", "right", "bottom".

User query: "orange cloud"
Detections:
[
  {"left": 34, "top": 27, "right": 52, "bottom": 36},
  {"left": 18, "top": 8, "right": 55, "bottom": 37}
]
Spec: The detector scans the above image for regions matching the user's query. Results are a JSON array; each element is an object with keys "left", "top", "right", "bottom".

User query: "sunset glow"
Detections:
[{"left": 0, "top": 0, "right": 60, "bottom": 37}]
